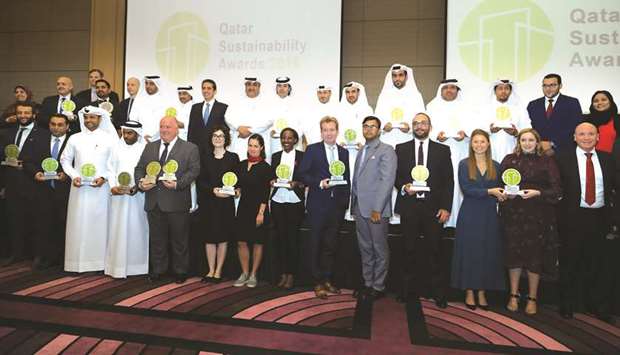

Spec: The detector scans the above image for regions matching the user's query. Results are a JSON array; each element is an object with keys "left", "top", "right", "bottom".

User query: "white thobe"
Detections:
[
  {"left": 268, "top": 96, "right": 303, "bottom": 156},
  {"left": 226, "top": 96, "right": 272, "bottom": 159},
  {"left": 176, "top": 101, "right": 193, "bottom": 141},
  {"left": 130, "top": 93, "right": 171, "bottom": 141},
  {"left": 60, "top": 129, "right": 116, "bottom": 272},
  {"left": 478, "top": 101, "right": 531, "bottom": 162},
  {"left": 338, "top": 102, "right": 373, "bottom": 221},
  {"left": 104, "top": 143, "right": 149, "bottom": 278},
  {"left": 304, "top": 101, "right": 339, "bottom": 145}
]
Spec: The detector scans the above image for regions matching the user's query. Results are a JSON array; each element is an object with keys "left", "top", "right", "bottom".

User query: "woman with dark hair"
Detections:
[
  {"left": 451, "top": 129, "right": 506, "bottom": 310},
  {"left": 583, "top": 90, "right": 619, "bottom": 153},
  {"left": 196, "top": 125, "right": 239, "bottom": 283},
  {"left": 270, "top": 128, "right": 305, "bottom": 289},
  {"left": 233, "top": 133, "right": 272, "bottom": 288},
  {"left": 1, "top": 85, "right": 35, "bottom": 129},
  {"left": 500, "top": 128, "right": 562, "bottom": 315}
]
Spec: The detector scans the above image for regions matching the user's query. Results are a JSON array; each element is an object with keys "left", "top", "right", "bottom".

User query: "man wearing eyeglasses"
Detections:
[{"left": 527, "top": 73, "right": 583, "bottom": 155}]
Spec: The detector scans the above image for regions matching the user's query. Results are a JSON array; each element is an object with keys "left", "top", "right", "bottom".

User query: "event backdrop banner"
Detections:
[
  {"left": 125, "top": 0, "right": 342, "bottom": 108},
  {"left": 447, "top": 0, "right": 620, "bottom": 109}
]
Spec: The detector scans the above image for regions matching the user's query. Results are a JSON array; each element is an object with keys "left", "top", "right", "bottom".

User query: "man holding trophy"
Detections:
[
  {"left": 134, "top": 116, "right": 200, "bottom": 284},
  {"left": 298, "top": 116, "right": 350, "bottom": 299},
  {"left": 60, "top": 106, "right": 117, "bottom": 272},
  {"left": 394, "top": 112, "right": 453, "bottom": 307}
]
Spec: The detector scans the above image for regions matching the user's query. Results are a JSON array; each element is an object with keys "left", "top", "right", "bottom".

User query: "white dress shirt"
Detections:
[
  {"left": 50, "top": 134, "right": 67, "bottom": 155},
  {"left": 159, "top": 136, "right": 178, "bottom": 160},
  {"left": 15, "top": 122, "right": 34, "bottom": 151},
  {"left": 576, "top": 146, "right": 604, "bottom": 208},
  {"left": 272, "top": 149, "right": 301, "bottom": 203}
]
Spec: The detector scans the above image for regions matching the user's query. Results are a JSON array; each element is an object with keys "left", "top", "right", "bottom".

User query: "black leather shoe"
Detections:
[
  {"left": 435, "top": 297, "right": 448, "bottom": 309},
  {"left": 175, "top": 275, "right": 187, "bottom": 284},
  {"left": 201, "top": 276, "right": 213, "bottom": 283},
  {"left": 148, "top": 274, "right": 162, "bottom": 283}
]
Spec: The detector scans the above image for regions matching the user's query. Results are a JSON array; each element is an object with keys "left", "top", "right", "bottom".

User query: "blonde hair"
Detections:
[
  {"left": 320, "top": 116, "right": 339, "bottom": 130},
  {"left": 515, "top": 128, "right": 544, "bottom": 156},
  {"left": 467, "top": 129, "right": 496, "bottom": 180}
]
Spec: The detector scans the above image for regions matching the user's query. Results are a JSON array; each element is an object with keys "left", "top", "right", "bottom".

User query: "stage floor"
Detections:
[{"left": 0, "top": 262, "right": 618, "bottom": 354}]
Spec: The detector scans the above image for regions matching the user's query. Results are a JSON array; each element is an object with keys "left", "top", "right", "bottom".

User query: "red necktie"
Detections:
[
  {"left": 545, "top": 99, "right": 554, "bottom": 118},
  {"left": 585, "top": 152, "right": 595, "bottom": 205}
]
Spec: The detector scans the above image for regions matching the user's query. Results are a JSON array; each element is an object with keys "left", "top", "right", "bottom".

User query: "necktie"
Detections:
[
  {"left": 203, "top": 103, "right": 211, "bottom": 126},
  {"left": 50, "top": 137, "right": 60, "bottom": 188},
  {"left": 329, "top": 145, "right": 336, "bottom": 164},
  {"left": 417, "top": 141, "right": 424, "bottom": 166},
  {"left": 127, "top": 98, "right": 134, "bottom": 116},
  {"left": 15, "top": 127, "right": 26, "bottom": 148},
  {"left": 58, "top": 97, "right": 66, "bottom": 113},
  {"left": 159, "top": 142, "right": 170, "bottom": 167},
  {"left": 360, "top": 145, "right": 368, "bottom": 165},
  {"left": 545, "top": 99, "right": 554, "bottom": 118},
  {"left": 585, "top": 152, "right": 595, "bottom": 205}
]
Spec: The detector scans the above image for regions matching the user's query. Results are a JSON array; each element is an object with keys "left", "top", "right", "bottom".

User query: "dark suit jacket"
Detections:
[
  {"left": 23, "top": 132, "right": 71, "bottom": 198},
  {"left": 0, "top": 125, "right": 48, "bottom": 200},
  {"left": 134, "top": 138, "right": 200, "bottom": 212},
  {"left": 38, "top": 94, "right": 83, "bottom": 133},
  {"left": 527, "top": 94, "right": 582, "bottom": 151},
  {"left": 75, "top": 89, "right": 119, "bottom": 109},
  {"left": 556, "top": 148, "right": 615, "bottom": 231},
  {"left": 298, "top": 142, "right": 350, "bottom": 213},
  {"left": 112, "top": 97, "right": 136, "bottom": 129},
  {"left": 270, "top": 149, "right": 305, "bottom": 202},
  {"left": 394, "top": 139, "right": 454, "bottom": 215},
  {"left": 187, "top": 100, "right": 228, "bottom": 150}
]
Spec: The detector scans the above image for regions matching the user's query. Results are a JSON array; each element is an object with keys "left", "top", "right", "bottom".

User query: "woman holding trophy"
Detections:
[{"left": 270, "top": 128, "right": 305, "bottom": 289}]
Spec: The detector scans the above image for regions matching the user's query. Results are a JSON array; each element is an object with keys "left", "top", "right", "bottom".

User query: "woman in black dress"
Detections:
[
  {"left": 233, "top": 134, "right": 272, "bottom": 288},
  {"left": 270, "top": 128, "right": 305, "bottom": 289},
  {"left": 196, "top": 125, "right": 239, "bottom": 283}
]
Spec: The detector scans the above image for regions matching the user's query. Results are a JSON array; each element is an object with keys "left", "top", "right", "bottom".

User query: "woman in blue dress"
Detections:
[{"left": 451, "top": 129, "right": 506, "bottom": 310}]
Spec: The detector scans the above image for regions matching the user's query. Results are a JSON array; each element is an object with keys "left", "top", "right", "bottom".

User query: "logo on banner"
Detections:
[
  {"left": 156, "top": 12, "right": 210, "bottom": 84},
  {"left": 458, "top": 0, "right": 554, "bottom": 81}
]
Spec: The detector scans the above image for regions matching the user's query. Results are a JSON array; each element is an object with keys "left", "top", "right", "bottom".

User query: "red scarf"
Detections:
[{"left": 248, "top": 155, "right": 263, "bottom": 163}]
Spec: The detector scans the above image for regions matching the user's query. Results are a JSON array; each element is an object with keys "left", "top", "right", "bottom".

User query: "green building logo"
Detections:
[
  {"left": 458, "top": 0, "right": 554, "bottom": 81},
  {"left": 156, "top": 12, "right": 209, "bottom": 84}
]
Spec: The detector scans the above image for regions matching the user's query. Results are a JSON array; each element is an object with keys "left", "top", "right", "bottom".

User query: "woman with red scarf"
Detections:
[
  {"left": 233, "top": 133, "right": 272, "bottom": 288},
  {"left": 583, "top": 90, "right": 619, "bottom": 153}
]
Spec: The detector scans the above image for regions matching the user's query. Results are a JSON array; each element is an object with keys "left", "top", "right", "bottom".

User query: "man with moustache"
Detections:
[
  {"left": 76, "top": 69, "right": 120, "bottom": 105},
  {"left": 188, "top": 79, "right": 228, "bottom": 151},
  {"left": 394, "top": 113, "right": 453, "bottom": 307},
  {"left": 0, "top": 102, "right": 48, "bottom": 266}
]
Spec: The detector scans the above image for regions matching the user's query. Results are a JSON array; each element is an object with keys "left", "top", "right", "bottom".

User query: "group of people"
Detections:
[{"left": 1, "top": 64, "right": 618, "bottom": 324}]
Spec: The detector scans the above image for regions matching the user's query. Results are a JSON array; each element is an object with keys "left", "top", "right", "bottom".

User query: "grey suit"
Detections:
[
  {"left": 351, "top": 138, "right": 397, "bottom": 291},
  {"left": 135, "top": 138, "right": 200, "bottom": 276}
]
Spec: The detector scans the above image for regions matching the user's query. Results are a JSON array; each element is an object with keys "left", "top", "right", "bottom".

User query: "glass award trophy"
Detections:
[
  {"left": 165, "top": 107, "right": 177, "bottom": 117},
  {"left": 160, "top": 160, "right": 178, "bottom": 181},
  {"left": 391, "top": 107, "right": 407, "bottom": 129},
  {"left": 494, "top": 106, "right": 513, "bottom": 128},
  {"left": 61, "top": 99, "right": 76, "bottom": 121},
  {"left": 328, "top": 160, "right": 347, "bottom": 186},
  {"left": 99, "top": 101, "right": 114, "bottom": 114},
  {"left": 272, "top": 118, "right": 288, "bottom": 138},
  {"left": 274, "top": 164, "right": 292, "bottom": 188},
  {"left": 41, "top": 157, "right": 59, "bottom": 180},
  {"left": 410, "top": 165, "right": 430, "bottom": 197},
  {"left": 445, "top": 117, "right": 461, "bottom": 138},
  {"left": 344, "top": 129, "right": 358, "bottom": 150},
  {"left": 144, "top": 161, "right": 161, "bottom": 185},
  {"left": 80, "top": 163, "right": 97, "bottom": 186},
  {"left": 2, "top": 144, "right": 21, "bottom": 167},
  {"left": 502, "top": 168, "right": 522, "bottom": 196},
  {"left": 117, "top": 172, "right": 132, "bottom": 194},
  {"left": 219, "top": 171, "right": 238, "bottom": 196}
]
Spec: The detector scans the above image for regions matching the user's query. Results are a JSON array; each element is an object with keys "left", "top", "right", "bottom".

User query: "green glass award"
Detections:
[
  {"left": 2, "top": 144, "right": 21, "bottom": 167},
  {"left": 41, "top": 157, "right": 59, "bottom": 180},
  {"left": 502, "top": 168, "right": 522, "bottom": 195},
  {"left": 220, "top": 171, "right": 238, "bottom": 195},
  {"left": 328, "top": 160, "right": 347, "bottom": 186},
  {"left": 272, "top": 118, "right": 288, "bottom": 138},
  {"left": 410, "top": 165, "right": 430, "bottom": 194},
  {"left": 117, "top": 172, "right": 132, "bottom": 194},
  {"left": 344, "top": 129, "right": 358, "bottom": 150},
  {"left": 274, "top": 164, "right": 292, "bottom": 188},
  {"left": 143, "top": 161, "right": 161, "bottom": 185},
  {"left": 160, "top": 160, "right": 178, "bottom": 181},
  {"left": 99, "top": 101, "right": 114, "bottom": 114},
  {"left": 80, "top": 163, "right": 97, "bottom": 186}
]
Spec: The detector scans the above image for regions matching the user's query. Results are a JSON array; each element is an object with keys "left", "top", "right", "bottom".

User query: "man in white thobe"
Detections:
[
  {"left": 226, "top": 77, "right": 272, "bottom": 159},
  {"left": 61, "top": 106, "right": 117, "bottom": 272},
  {"left": 268, "top": 77, "right": 304, "bottom": 156},
  {"left": 104, "top": 120, "right": 149, "bottom": 278},
  {"left": 304, "top": 85, "right": 339, "bottom": 146},
  {"left": 375, "top": 64, "right": 425, "bottom": 224},
  {"left": 175, "top": 85, "right": 194, "bottom": 141},
  {"left": 479, "top": 79, "right": 531, "bottom": 162},
  {"left": 338, "top": 82, "right": 373, "bottom": 221},
  {"left": 428, "top": 79, "right": 472, "bottom": 228},
  {"left": 130, "top": 75, "right": 173, "bottom": 142}
]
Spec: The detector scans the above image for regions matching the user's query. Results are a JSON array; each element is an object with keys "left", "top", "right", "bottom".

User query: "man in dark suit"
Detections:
[
  {"left": 298, "top": 116, "right": 350, "bottom": 299},
  {"left": 556, "top": 122, "right": 615, "bottom": 323},
  {"left": 112, "top": 77, "right": 140, "bottom": 129},
  {"left": 0, "top": 102, "right": 49, "bottom": 266},
  {"left": 75, "top": 69, "right": 120, "bottom": 107},
  {"left": 187, "top": 79, "right": 228, "bottom": 151},
  {"left": 39, "top": 76, "right": 83, "bottom": 134},
  {"left": 527, "top": 73, "right": 583, "bottom": 154},
  {"left": 90, "top": 79, "right": 120, "bottom": 108},
  {"left": 23, "top": 113, "right": 71, "bottom": 269},
  {"left": 135, "top": 116, "right": 200, "bottom": 283},
  {"left": 394, "top": 112, "right": 453, "bottom": 307}
]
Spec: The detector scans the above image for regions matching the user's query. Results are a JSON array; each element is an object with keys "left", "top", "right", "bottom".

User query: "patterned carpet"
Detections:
[{"left": 0, "top": 262, "right": 618, "bottom": 354}]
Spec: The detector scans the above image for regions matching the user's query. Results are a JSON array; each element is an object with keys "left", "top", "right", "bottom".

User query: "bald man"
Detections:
[
  {"left": 113, "top": 77, "right": 141, "bottom": 129},
  {"left": 556, "top": 122, "right": 616, "bottom": 322},
  {"left": 135, "top": 116, "right": 200, "bottom": 284},
  {"left": 39, "top": 76, "right": 83, "bottom": 133}
]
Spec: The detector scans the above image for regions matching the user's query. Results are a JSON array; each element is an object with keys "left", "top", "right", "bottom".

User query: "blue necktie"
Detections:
[
  {"left": 58, "top": 97, "right": 66, "bottom": 113},
  {"left": 203, "top": 103, "right": 211, "bottom": 126},
  {"left": 50, "top": 137, "right": 60, "bottom": 188}
]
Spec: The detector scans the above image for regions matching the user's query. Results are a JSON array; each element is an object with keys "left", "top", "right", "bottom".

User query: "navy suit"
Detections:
[
  {"left": 298, "top": 142, "right": 350, "bottom": 282},
  {"left": 527, "top": 94, "right": 582, "bottom": 151}
]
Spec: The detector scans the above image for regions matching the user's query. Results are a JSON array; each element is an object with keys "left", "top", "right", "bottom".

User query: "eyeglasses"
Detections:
[
  {"left": 362, "top": 124, "right": 379, "bottom": 129},
  {"left": 542, "top": 84, "right": 559, "bottom": 88},
  {"left": 412, "top": 121, "right": 430, "bottom": 127},
  {"left": 212, "top": 134, "right": 225, "bottom": 139}
]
